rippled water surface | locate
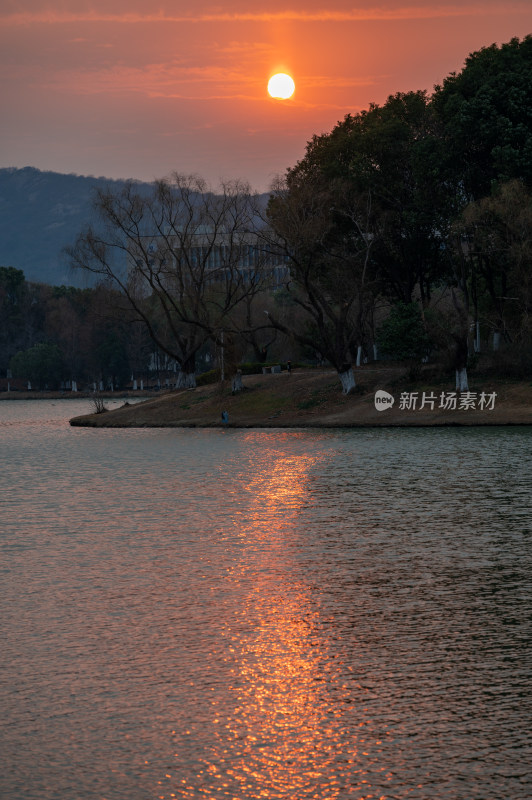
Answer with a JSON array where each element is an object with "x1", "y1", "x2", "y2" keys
[{"x1": 1, "y1": 400, "x2": 531, "y2": 800}]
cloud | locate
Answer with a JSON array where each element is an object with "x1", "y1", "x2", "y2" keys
[
  {"x1": 34, "y1": 55, "x2": 382, "y2": 104},
  {"x1": 2, "y1": 4, "x2": 530, "y2": 26},
  {"x1": 37, "y1": 61, "x2": 262, "y2": 99}
]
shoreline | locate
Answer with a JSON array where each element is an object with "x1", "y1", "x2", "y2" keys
[
  {"x1": 65, "y1": 367, "x2": 532, "y2": 429},
  {"x1": 70, "y1": 419, "x2": 532, "y2": 429},
  {"x1": 0, "y1": 391, "x2": 159, "y2": 401}
]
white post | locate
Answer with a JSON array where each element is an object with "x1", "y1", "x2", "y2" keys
[{"x1": 356, "y1": 345, "x2": 362, "y2": 367}]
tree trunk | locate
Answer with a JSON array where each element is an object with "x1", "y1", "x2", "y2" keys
[
  {"x1": 493, "y1": 331, "x2": 501, "y2": 351},
  {"x1": 177, "y1": 371, "x2": 196, "y2": 389},
  {"x1": 452, "y1": 295, "x2": 469, "y2": 392},
  {"x1": 474, "y1": 321, "x2": 481, "y2": 353},
  {"x1": 231, "y1": 370, "x2": 243, "y2": 393},
  {"x1": 339, "y1": 366, "x2": 356, "y2": 394},
  {"x1": 176, "y1": 354, "x2": 196, "y2": 389},
  {"x1": 455, "y1": 367, "x2": 469, "y2": 391}
]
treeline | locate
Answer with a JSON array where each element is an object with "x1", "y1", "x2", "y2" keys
[
  {"x1": 265, "y1": 35, "x2": 532, "y2": 391},
  {"x1": 4, "y1": 37, "x2": 532, "y2": 393},
  {"x1": 68, "y1": 37, "x2": 532, "y2": 393},
  {"x1": 0, "y1": 267, "x2": 160, "y2": 390},
  {"x1": 0, "y1": 263, "x2": 290, "y2": 391}
]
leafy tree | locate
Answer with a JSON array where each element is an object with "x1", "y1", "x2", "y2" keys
[
  {"x1": 287, "y1": 91, "x2": 450, "y2": 306},
  {"x1": 126, "y1": 320, "x2": 153, "y2": 384},
  {"x1": 0, "y1": 266, "x2": 25, "y2": 302},
  {"x1": 94, "y1": 324, "x2": 130, "y2": 389},
  {"x1": 0, "y1": 266, "x2": 26, "y2": 372},
  {"x1": 0, "y1": 270, "x2": 54, "y2": 374},
  {"x1": 428, "y1": 38, "x2": 532, "y2": 387},
  {"x1": 376, "y1": 302, "x2": 431, "y2": 379},
  {"x1": 264, "y1": 92, "x2": 453, "y2": 391},
  {"x1": 454, "y1": 179, "x2": 532, "y2": 348},
  {"x1": 45, "y1": 286, "x2": 95, "y2": 386},
  {"x1": 10, "y1": 342, "x2": 65, "y2": 389},
  {"x1": 432, "y1": 36, "x2": 532, "y2": 201}
]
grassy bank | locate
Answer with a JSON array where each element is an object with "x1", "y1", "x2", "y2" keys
[{"x1": 68, "y1": 365, "x2": 532, "y2": 428}]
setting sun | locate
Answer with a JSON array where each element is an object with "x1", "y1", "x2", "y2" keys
[{"x1": 268, "y1": 73, "x2": 295, "y2": 99}]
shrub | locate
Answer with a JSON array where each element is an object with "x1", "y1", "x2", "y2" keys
[
  {"x1": 91, "y1": 394, "x2": 108, "y2": 414},
  {"x1": 195, "y1": 369, "x2": 219, "y2": 386}
]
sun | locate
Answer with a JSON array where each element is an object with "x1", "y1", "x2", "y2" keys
[{"x1": 268, "y1": 73, "x2": 295, "y2": 99}]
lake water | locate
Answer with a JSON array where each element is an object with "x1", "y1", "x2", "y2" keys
[{"x1": 1, "y1": 399, "x2": 530, "y2": 800}]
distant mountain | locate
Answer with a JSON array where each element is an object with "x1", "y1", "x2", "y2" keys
[{"x1": 0, "y1": 167, "x2": 151, "y2": 286}]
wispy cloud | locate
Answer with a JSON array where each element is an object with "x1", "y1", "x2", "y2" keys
[
  {"x1": 38, "y1": 62, "x2": 265, "y2": 98},
  {"x1": 2, "y1": 5, "x2": 530, "y2": 26},
  {"x1": 36, "y1": 58, "x2": 381, "y2": 101}
]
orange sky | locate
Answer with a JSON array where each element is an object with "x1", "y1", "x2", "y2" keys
[{"x1": 1, "y1": 1, "x2": 531, "y2": 191}]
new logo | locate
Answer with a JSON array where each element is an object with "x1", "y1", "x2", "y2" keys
[{"x1": 374, "y1": 390, "x2": 395, "y2": 411}]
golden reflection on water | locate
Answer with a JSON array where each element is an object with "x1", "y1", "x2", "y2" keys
[
  {"x1": 163, "y1": 439, "x2": 389, "y2": 799},
  {"x1": 4, "y1": 413, "x2": 531, "y2": 800}
]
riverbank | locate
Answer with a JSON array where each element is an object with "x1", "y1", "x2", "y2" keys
[
  {"x1": 68, "y1": 366, "x2": 532, "y2": 428},
  {"x1": 0, "y1": 390, "x2": 160, "y2": 401}
]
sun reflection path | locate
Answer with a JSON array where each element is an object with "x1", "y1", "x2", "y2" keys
[{"x1": 160, "y1": 437, "x2": 391, "y2": 799}]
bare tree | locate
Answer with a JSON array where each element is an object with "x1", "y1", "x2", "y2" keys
[
  {"x1": 264, "y1": 175, "x2": 378, "y2": 393},
  {"x1": 68, "y1": 173, "x2": 269, "y2": 388}
]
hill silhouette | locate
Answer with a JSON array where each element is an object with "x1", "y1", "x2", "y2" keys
[{"x1": 0, "y1": 167, "x2": 150, "y2": 286}]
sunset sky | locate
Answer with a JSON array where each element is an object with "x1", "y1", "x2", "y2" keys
[{"x1": 2, "y1": 1, "x2": 531, "y2": 191}]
